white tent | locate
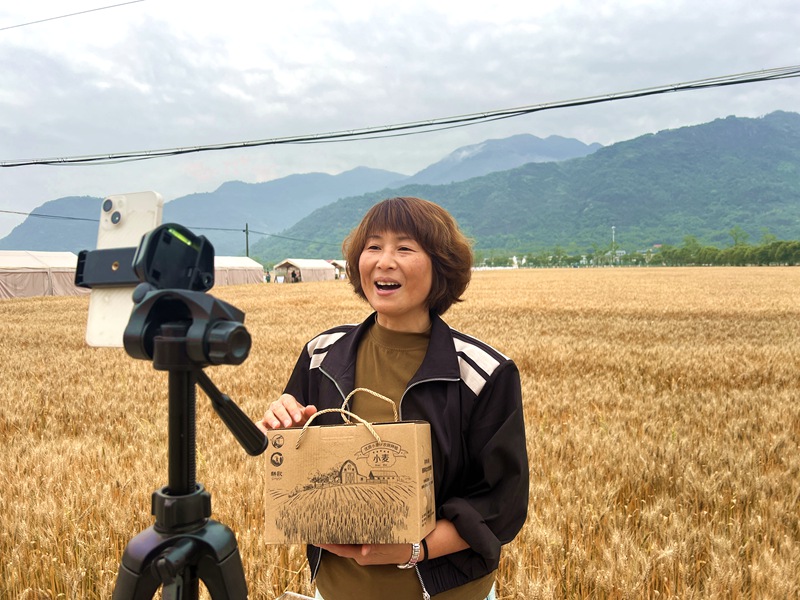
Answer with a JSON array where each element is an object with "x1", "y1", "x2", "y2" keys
[
  {"x1": 329, "y1": 259, "x2": 347, "y2": 280},
  {"x1": 0, "y1": 251, "x2": 89, "y2": 299},
  {"x1": 214, "y1": 256, "x2": 265, "y2": 286},
  {"x1": 0, "y1": 251, "x2": 265, "y2": 299},
  {"x1": 273, "y1": 258, "x2": 336, "y2": 283}
]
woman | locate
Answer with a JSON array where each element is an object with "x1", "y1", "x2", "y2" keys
[{"x1": 259, "y1": 197, "x2": 528, "y2": 599}]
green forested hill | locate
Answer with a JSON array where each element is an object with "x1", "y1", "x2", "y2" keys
[{"x1": 251, "y1": 111, "x2": 800, "y2": 263}]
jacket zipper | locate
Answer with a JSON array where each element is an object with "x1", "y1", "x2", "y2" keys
[
  {"x1": 320, "y1": 366, "x2": 349, "y2": 407},
  {"x1": 403, "y1": 377, "x2": 455, "y2": 600},
  {"x1": 415, "y1": 565, "x2": 431, "y2": 600},
  {"x1": 310, "y1": 550, "x2": 322, "y2": 581},
  {"x1": 398, "y1": 376, "x2": 459, "y2": 420},
  {"x1": 309, "y1": 368, "x2": 343, "y2": 584}
]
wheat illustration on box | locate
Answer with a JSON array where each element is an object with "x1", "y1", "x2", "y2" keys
[{"x1": 264, "y1": 397, "x2": 436, "y2": 545}]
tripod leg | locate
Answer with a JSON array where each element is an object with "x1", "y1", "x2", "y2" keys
[
  {"x1": 197, "y1": 540, "x2": 248, "y2": 600},
  {"x1": 112, "y1": 526, "x2": 172, "y2": 600},
  {"x1": 156, "y1": 538, "x2": 200, "y2": 600},
  {"x1": 161, "y1": 574, "x2": 197, "y2": 600},
  {"x1": 112, "y1": 521, "x2": 248, "y2": 600}
]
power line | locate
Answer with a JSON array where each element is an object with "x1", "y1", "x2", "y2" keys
[
  {"x1": 0, "y1": 208, "x2": 98, "y2": 223},
  {"x1": 247, "y1": 229, "x2": 341, "y2": 247},
  {"x1": 0, "y1": 208, "x2": 340, "y2": 247},
  {"x1": 0, "y1": 1, "x2": 145, "y2": 32},
  {"x1": 3, "y1": 65, "x2": 799, "y2": 168}
]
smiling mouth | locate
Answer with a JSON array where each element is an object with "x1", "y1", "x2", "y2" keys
[{"x1": 375, "y1": 281, "x2": 400, "y2": 291}]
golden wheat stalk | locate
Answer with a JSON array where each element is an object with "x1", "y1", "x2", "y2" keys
[{"x1": 1, "y1": 268, "x2": 798, "y2": 599}]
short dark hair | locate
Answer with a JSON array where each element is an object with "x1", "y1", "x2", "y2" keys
[{"x1": 343, "y1": 197, "x2": 473, "y2": 315}]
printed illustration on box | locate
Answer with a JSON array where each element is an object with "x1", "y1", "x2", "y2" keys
[
  {"x1": 264, "y1": 420, "x2": 436, "y2": 545},
  {"x1": 270, "y1": 441, "x2": 411, "y2": 543}
]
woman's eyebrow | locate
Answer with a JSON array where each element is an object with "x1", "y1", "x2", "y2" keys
[{"x1": 366, "y1": 233, "x2": 417, "y2": 242}]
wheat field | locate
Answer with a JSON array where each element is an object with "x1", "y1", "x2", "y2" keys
[{"x1": 1, "y1": 267, "x2": 798, "y2": 599}]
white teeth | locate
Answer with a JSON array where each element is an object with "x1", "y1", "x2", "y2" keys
[{"x1": 376, "y1": 281, "x2": 400, "y2": 289}]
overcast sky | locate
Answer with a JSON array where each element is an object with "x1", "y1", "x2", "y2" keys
[{"x1": 1, "y1": 0, "x2": 799, "y2": 238}]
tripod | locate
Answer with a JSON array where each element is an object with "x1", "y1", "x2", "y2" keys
[{"x1": 112, "y1": 289, "x2": 268, "y2": 600}]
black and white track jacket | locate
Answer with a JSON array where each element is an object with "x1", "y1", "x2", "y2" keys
[{"x1": 283, "y1": 312, "x2": 529, "y2": 597}]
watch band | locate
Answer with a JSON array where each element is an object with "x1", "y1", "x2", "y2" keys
[{"x1": 396, "y1": 542, "x2": 421, "y2": 569}]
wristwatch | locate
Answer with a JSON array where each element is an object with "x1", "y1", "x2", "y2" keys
[{"x1": 396, "y1": 542, "x2": 421, "y2": 569}]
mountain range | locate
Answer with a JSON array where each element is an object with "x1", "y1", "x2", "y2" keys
[
  {"x1": 0, "y1": 133, "x2": 599, "y2": 257},
  {"x1": 2, "y1": 112, "x2": 800, "y2": 264},
  {"x1": 249, "y1": 110, "x2": 800, "y2": 262}
]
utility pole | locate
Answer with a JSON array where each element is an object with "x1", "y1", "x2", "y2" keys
[
  {"x1": 611, "y1": 225, "x2": 616, "y2": 265},
  {"x1": 245, "y1": 223, "x2": 250, "y2": 257}
]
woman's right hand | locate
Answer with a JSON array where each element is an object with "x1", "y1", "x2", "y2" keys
[{"x1": 257, "y1": 394, "x2": 317, "y2": 432}]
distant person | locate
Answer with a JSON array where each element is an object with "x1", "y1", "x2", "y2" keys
[
  {"x1": 257, "y1": 196, "x2": 529, "y2": 600},
  {"x1": 265, "y1": 270, "x2": 271, "y2": 283},
  {"x1": 291, "y1": 270, "x2": 299, "y2": 283}
]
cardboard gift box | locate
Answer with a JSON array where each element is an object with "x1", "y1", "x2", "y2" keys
[{"x1": 263, "y1": 407, "x2": 436, "y2": 545}]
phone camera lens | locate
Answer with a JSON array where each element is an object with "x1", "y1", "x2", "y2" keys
[
  {"x1": 111, "y1": 211, "x2": 122, "y2": 224},
  {"x1": 102, "y1": 199, "x2": 113, "y2": 212}
]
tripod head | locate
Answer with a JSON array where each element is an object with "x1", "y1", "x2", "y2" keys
[
  {"x1": 120, "y1": 224, "x2": 267, "y2": 458},
  {"x1": 124, "y1": 286, "x2": 251, "y2": 369},
  {"x1": 123, "y1": 223, "x2": 249, "y2": 367}
]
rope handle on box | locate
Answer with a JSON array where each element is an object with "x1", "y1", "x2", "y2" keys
[
  {"x1": 339, "y1": 387, "x2": 399, "y2": 423},
  {"x1": 295, "y1": 408, "x2": 382, "y2": 449}
]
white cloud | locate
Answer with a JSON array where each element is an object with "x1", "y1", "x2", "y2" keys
[{"x1": 1, "y1": 0, "x2": 799, "y2": 237}]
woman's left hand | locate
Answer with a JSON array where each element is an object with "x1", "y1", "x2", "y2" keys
[{"x1": 317, "y1": 543, "x2": 414, "y2": 566}]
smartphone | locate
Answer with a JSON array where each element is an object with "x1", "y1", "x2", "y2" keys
[{"x1": 85, "y1": 191, "x2": 164, "y2": 347}]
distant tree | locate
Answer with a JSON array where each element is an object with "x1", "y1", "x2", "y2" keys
[
  {"x1": 759, "y1": 228, "x2": 778, "y2": 245},
  {"x1": 697, "y1": 245, "x2": 720, "y2": 265},
  {"x1": 729, "y1": 226, "x2": 750, "y2": 247},
  {"x1": 772, "y1": 240, "x2": 800, "y2": 265},
  {"x1": 473, "y1": 250, "x2": 485, "y2": 267},
  {"x1": 681, "y1": 235, "x2": 703, "y2": 264},
  {"x1": 551, "y1": 246, "x2": 567, "y2": 266},
  {"x1": 656, "y1": 244, "x2": 679, "y2": 266}
]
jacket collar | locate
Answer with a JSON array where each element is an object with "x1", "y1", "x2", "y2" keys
[
  {"x1": 319, "y1": 312, "x2": 461, "y2": 391},
  {"x1": 413, "y1": 312, "x2": 461, "y2": 383}
]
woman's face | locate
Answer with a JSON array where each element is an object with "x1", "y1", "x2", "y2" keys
[{"x1": 358, "y1": 230, "x2": 433, "y2": 332}]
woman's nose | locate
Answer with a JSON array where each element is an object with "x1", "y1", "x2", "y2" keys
[{"x1": 376, "y1": 250, "x2": 396, "y2": 269}]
